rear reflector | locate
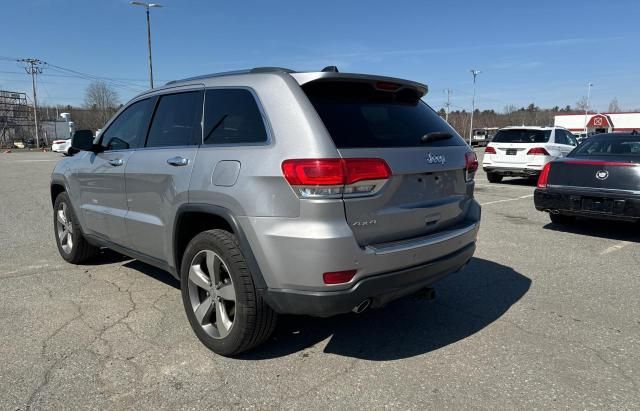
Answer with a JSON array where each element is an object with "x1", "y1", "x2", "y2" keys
[
  {"x1": 537, "y1": 162, "x2": 552, "y2": 188},
  {"x1": 484, "y1": 146, "x2": 496, "y2": 154},
  {"x1": 282, "y1": 158, "x2": 391, "y2": 198},
  {"x1": 323, "y1": 270, "x2": 357, "y2": 285},
  {"x1": 527, "y1": 147, "x2": 550, "y2": 156}
]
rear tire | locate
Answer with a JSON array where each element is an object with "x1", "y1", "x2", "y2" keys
[
  {"x1": 487, "y1": 172, "x2": 503, "y2": 183},
  {"x1": 180, "y1": 229, "x2": 277, "y2": 356},
  {"x1": 550, "y1": 213, "x2": 575, "y2": 225},
  {"x1": 53, "y1": 192, "x2": 99, "y2": 263}
]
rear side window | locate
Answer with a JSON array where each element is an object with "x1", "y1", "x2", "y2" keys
[
  {"x1": 572, "y1": 137, "x2": 640, "y2": 157},
  {"x1": 146, "y1": 91, "x2": 203, "y2": 147},
  {"x1": 101, "y1": 98, "x2": 154, "y2": 150},
  {"x1": 302, "y1": 81, "x2": 464, "y2": 148},
  {"x1": 492, "y1": 129, "x2": 551, "y2": 143},
  {"x1": 203, "y1": 89, "x2": 268, "y2": 145},
  {"x1": 554, "y1": 130, "x2": 568, "y2": 145}
]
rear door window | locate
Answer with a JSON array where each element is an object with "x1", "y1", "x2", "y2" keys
[
  {"x1": 203, "y1": 89, "x2": 268, "y2": 145},
  {"x1": 492, "y1": 129, "x2": 552, "y2": 143},
  {"x1": 554, "y1": 130, "x2": 568, "y2": 145},
  {"x1": 146, "y1": 91, "x2": 203, "y2": 147},
  {"x1": 302, "y1": 81, "x2": 465, "y2": 148}
]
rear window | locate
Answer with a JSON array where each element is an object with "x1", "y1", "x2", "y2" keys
[
  {"x1": 492, "y1": 129, "x2": 551, "y2": 143},
  {"x1": 302, "y1": 81, "x2": 465, "y2": 148},
  {"x1": 572, "y1": 136, "x2": 640, "y2": 157}
]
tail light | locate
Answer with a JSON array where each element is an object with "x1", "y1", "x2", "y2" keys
[
  {"x1": 564, "y1": 160, "x2": 636, "y2": 167},
  {"x1": 484, "y1": 146, "x2": 496, "y2": 154},
  {"x1": 323, "y1": 269, "x2": 357, "y2": 285},
  {"x1": 53, "y1": 140, "x2": 66, "y2": 144},
  {"x1": 537, "y1": 162, "x2": 552, "y2": 188},
  {"x1": 465, "y1": 151, "x2": 478, "y2": 181},
  {"x1": 527, "y1": 147, "x2": 550, "y2": 156},
  {"x1": 282, "y1": 158, "x2": 391, "y2": 198}
]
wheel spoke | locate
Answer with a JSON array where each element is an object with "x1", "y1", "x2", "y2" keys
[
  {"x1": 215, "y1": 300, "x2": 232, "y2": 338},
  {"x1": 189, "y1": 265, "x2": 211, "y2": 290},
  {"x1": 57, "y1": 209, "x2": 66, "y2": 225},
  {"x1": 206, "y1": 251, "x2": 222, "y2": 285},
  {"x1": 194, "y1": 296, "x2": 215, "y2": 325},
  {"x1": 58, "y1": 227, "x2": 67, "y2": 242},
  {"x1": 66, "y1": 232, "x2": 73, "y2": 250},
  {"x1": 217, "y1": 282, "x2": 236, "y2": 302}
]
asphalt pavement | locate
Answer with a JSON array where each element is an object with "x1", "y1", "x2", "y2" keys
[{"x1": 1, "y1": 150, "x2": 638, "y2": 409}]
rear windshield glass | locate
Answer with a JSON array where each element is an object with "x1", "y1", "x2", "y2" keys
[
  {"x1": 572, "y1": 136, "x2": 640, "y2": 157},
  {"x1": 492, "y1": 129, "x2": 551, "y2": 143},
  {"x1": 302, "y1": 81, "x2": 465, "y2": 148}
]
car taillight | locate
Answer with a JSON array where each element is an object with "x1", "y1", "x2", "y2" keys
[
  {"x1": 323, "y1": 269, "x2": 357, "y2": 285},
  {"x1": 465, "y1": 151, "x2": 478, "y2": 181},
  {"x1": 537, "y1": 162, "x2": 552, "y2": 188},
  {"x1": 527, "y1": 147, "x2": 550, "y2": 156},
  {"x1": 282, "y1": 158, "x2": 391, "y2": 198},
  {"x1": 484, "y1": 146, "x2": 496, "y2": 154},
  {"x1": 53, "y1": 140, "x2": 65, "y2": 144}
]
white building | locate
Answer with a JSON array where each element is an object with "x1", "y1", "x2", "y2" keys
[{"x1": 554, "y1": 112, "x2": 640, "y2": 134}]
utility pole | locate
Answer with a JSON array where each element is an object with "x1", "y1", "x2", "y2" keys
[
  {"x1": 444, "y1": 89, "x2": 452, "y2": 123},
  {"x1": 583, "y1": 82, "x2": 593, "y2": 136},
  {"x1": 468, "y1": 69, "x2": 481, "y2": 146},
  {"x1": 19, "y1": 58, "x2": 43, "y2": 149},
  {"x1": 130, "y1": 2, "x2": 163, "y2": 89}
]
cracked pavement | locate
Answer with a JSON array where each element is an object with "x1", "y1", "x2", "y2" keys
[{"x1": 1, "y1": 150, "x2": 639, "y2": 409}]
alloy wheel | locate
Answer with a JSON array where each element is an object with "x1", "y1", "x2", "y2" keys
[
  {"x1": 56, "y1": 202, "x2": 73, "y2": 254},
  {"x1": 187, "y1": 250, "x2": 237, "y2": 339}
]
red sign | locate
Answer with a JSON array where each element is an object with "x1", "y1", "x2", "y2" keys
[{"x1": 587, "y1": 114, "x2": 611, "y2": 128}]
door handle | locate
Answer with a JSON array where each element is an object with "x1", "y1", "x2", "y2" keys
[
  {"x1": 108, "y1": 159, "x2": 124, "y2": 167},
  {"x1": 167, "y1": 156, "x2": 189, "y2": 167}
]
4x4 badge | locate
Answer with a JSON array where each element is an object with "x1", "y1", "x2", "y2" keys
[{"x1": 426, "y1": 153, "x2": 446, "y2": 165}]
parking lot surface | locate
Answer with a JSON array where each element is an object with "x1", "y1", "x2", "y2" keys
[{"x1": 1, "y1": 150, "x2": 639, "y2": 409}]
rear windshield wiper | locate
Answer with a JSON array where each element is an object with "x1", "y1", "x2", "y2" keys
[{"x1": 421, "y1": 132, "x2": 452, "y2": 144}]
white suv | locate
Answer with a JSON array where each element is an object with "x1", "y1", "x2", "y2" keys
[{"x1": 482, "y1": 126, "x2": 577, "y2": 183}]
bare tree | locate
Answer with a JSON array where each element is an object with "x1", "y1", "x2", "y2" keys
[
  {"x1": 84, "y1": 81, "x2": 120, "y2": 130},
  {"x1": 575, "y1": 96, "x2": 589, "y2": 111},
  {"x1": 608, "y1": 97, "x2": 621, "y2": 113}
]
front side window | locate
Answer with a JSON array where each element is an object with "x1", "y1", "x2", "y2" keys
[
  {"x1": 100, "y1": 98, "x2": 154, "y2": 151},
  {"x1": 203, "y1": 89, "x2": 268, "y2": 145},
  {"x1": 146, "y1": 91, "x2": 203, "y2": 147}
]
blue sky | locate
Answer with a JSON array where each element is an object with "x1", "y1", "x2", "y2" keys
[{"x1": 1, "y1": 0, "x2": 638, "y2": 112}]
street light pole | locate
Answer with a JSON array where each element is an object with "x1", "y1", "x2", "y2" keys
[
  {"x1": 469, "y1": 69, "x2": 481, "y2": 146},
  {"x1": 130, "y1": 2, "x2": 162, "y2": 89},
  {"x1": 583, "y1": 82, "x2": 593, "y2": 136}
]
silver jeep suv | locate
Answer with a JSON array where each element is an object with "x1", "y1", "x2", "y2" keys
[{"x1": 51, "y1": 67, "x2": 481, "y2": 355}]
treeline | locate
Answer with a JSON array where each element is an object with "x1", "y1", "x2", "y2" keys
[{"x1": 439, "y1": 104, "x2": 582, "y2": 138}]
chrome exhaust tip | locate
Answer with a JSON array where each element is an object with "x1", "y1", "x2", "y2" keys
[{"x1": 352, "y1": 299, "x2": 372, "y2": 314}]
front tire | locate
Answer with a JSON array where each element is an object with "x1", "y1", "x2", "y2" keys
[
  {"x1": 487, "y1": 172, "x2": 503, "y2": 183},
  {"x1": 180, "y1": 229, "x2": 277, "y2": 356},
  {"x1": 53, "y1": 192, "x2": 98, "y2": 263}
]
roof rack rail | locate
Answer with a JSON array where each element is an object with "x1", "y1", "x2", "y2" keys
[{"x1": 166, "y1": 67, "x2": 295, "y2": 85}]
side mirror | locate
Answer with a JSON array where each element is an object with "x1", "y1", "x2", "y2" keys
[{"x1": 71, "y1": 130, "x2": 95, "y2": 152}]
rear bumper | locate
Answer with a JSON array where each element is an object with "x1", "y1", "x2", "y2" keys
[
  {"x1": 483, "y1": 166, "x2": 541, "y2": 177},
  {"x1": 534, "y1": 188, "x2": 640, "y2": 221},
  {"x1": 262, "y1": 243, "x2": 475, "y2": 317}
]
